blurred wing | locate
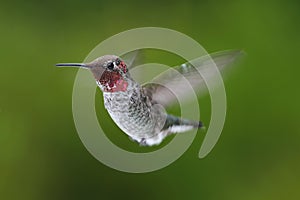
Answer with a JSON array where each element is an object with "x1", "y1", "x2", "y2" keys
[
  {"x1": 142, "y1": 50, "x2": 244, "y2": 107},
  {"x1": 120, "y1": 50, "x2": 143, "y2": 68}
]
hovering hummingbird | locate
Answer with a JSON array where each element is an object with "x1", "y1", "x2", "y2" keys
[{"x1": 56, "y1": 50, "x2": 242, "y2": 146}]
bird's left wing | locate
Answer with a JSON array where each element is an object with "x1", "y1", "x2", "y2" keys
[{"x1": 142, "y1": 50, "x2": 244, "y2": 107}]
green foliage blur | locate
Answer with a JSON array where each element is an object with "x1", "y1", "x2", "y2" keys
[{"x1": 1, "y1": 0, "x2": 299, "y2": 199}]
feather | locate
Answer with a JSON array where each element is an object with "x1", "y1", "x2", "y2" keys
[
  {"x1": 120, "y1": 50, "x2": 143, "y2": 68},
  {"x1": 142, "y1": 50, "x2": 244, "y2": 107}
]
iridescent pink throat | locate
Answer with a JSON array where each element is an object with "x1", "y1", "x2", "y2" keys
[{"x1": 98, "y1": 62, "x2": 128, "y2": 92}]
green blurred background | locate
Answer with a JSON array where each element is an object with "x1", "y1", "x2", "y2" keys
[{"x1": 1, "y1": 0, "x2": 300, "y2": 199}]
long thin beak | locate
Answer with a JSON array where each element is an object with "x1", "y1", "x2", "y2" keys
[{"x1": 55, "y1": 63, "x2": 90, "y2": 69}]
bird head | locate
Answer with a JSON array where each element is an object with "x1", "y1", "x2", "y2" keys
[{"x1": 56, "y1": 55, "x2": 129, "y2": 92}]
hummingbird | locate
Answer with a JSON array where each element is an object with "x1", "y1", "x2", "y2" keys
[{"x1": 56, "y1": 50, "x2": 242, "y2": 146}]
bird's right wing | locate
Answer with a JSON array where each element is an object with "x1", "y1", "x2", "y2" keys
[{"x1": 142, "y1": 50, "x2": 244, "y2": 107}]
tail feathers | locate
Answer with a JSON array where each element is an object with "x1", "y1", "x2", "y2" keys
[{"x1": 163, "y1": 115, "x2": 203, "y2": 133}]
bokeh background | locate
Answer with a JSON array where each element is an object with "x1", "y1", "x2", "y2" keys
[{"x1": 1, "y1": 0, "x2": 300, "y2": 199}]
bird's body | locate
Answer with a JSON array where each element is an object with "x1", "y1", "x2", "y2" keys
[
  {"x1": 102, "y1": 78, "x2": 161, "y2": 143},
  {"x1": 57, "y1": 50, "x2": 242, "y2": 146},
  {"x1": 98, "y1": 65, "x2": 199, "y2": 145}
]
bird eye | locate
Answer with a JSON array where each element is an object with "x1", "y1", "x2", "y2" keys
[{"x1": 107, "y1": 62, "x2": 114, "y2": 70}]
